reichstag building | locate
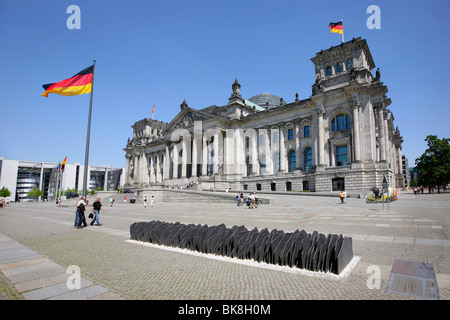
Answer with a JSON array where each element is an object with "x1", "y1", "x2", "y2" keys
[{"x1": 123, "y1": 37, "x2": 404, "y2": 193}]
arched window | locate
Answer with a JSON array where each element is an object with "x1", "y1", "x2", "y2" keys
[
  {"x1": 331, "y1": 114, "x2": 351, "y2": 131},
  {"x1": 288, "y1": 150, "x2": 296, "y2": 172},
  {"x1": 326, "y1": 66, "x2": 332, "y2": 76},
  {"x1": 336, "y1": 62, "x2": 343, "y2": 73},
  {"x1": 304, "y1": 147, "x2": 312, "y2": 171}
]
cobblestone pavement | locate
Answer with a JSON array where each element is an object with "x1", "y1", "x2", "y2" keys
[{"x1": 0, "y1": 190, "x2": 449, "y2": 301}]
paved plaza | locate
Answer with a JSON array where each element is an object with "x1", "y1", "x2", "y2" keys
[{"x1": 0, "y1": 190, "x2": 449, "y2": 301}]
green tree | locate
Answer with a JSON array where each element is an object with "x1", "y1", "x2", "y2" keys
[
  {"x1": 0, "y1": 187, "x2": 11, "y2": 197},
  {"x1": 27, "y1": 187, "x2": 43, "y2": 198},
  {"x1": 415, "y1": 135, "x2": 450, "y2": 193}
]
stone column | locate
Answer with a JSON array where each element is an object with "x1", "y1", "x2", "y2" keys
[
  {"x1": 134, "y1": 153, "x2": 140, "y2": 185},
  {"x1": 351, "y1": 98, "x2": 361, "y2": 162},
  {"x1": 181, "y1": 138, "x2": 187, "y2": 178},
  {"x1": 295, "y1": 122, "x2": 301, "y2": 170},
  {"x1": 156, "y1": 155, "x2": 162, "y2": 183},
  {"x1": 149, "y1": 155, "x2": 155, "y2": 183},
  {"x1": 172, "y1": 143, "x2": 179, "y2": 179},
  {"x1": 163, "y1": 144, "x2": 170, "y2": 181},
  {"x1": 376, "y1": 104, "x2": 386, "y2": 162},
  {"x1": 202, "y1": 135, "x2": 208, "y2": 176},
  {"x1": 384, "y1": 111, "x2": 390, "y2": 164},
  {"x1": 213, "y1": 130, "x2": 219, "y2": 174},
  {"x1": 316, "y1": 106, "x2": 325, "y2": 167},
  {"x1": 125, "y1": 154, "x2": 131, "y2": 185},
  {"x1": 192, "y1": 133, "x2": 198, "y2": 177},
  {"x1": 279, "y1": 126, "x2": 287, "y2": 172},
  {"x1": 250, "y1": 131, "x2": 258, "y2": 175},
  {"x1": 263, "y1": 128, "x2": 272, "y2": 175}
]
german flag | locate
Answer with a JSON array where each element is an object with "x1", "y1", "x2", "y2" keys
[
  {"x1": 42, "y1": 65, "x2": 93, "y2": 97},
  {"x1": 329, "y1": 21, "x2": 343, "y2": 35},
  {"x1": 61, "y1": 156, "x2": 67, "y2": 171}
]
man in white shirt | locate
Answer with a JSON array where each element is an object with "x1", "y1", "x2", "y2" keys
[{"x1": 75, "y1": 196, "x2": 87, "y2": 228}]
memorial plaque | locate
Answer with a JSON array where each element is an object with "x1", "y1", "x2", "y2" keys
[{"x1": 387, "y1": 259, "x2": 439, "y2": 300}]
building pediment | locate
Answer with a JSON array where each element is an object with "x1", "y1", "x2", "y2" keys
[{"x1": 162, "y1": 107, "x2": 217, "y2": 134}]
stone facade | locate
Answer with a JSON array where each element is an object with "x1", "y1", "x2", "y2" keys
[{"x1": 123, "y1": 37, "x2": 404, "y2": 193}]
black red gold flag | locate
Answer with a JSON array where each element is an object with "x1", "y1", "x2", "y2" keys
[
  {"x1": 329, "y1": 21, "x2": 344, "y2": 35},
  {"x1": 42, "y1": 65, "x2": 93, "y2": 97}
]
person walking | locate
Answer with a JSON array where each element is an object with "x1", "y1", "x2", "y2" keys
[
  {"x1": 109, "y1": 196, "x2": 114, "y2": 207},
  {"x1": 339, "y1": 190, "x2": 346, "y2": 204},
  {"x1": 150, "y1": 195, "x2": 155, "y2": 207},
  {"x1": 90, "y1": 197, "x2": 104, "y2": 226},
  {"x1": 236, "y1": 193, "x2": 241, "y2": 206},
  {"x1": 76, "y1": 196, "x2": 88, "y2": 229},
  {"x1": 144, "y1": 196, "x2": 148, "y2": 208}
]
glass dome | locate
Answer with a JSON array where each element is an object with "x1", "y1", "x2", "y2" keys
[{"x1": 248, "y1": 93, "x2": 281, "y2": 109}]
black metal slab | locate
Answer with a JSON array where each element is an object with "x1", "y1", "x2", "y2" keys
[{"x1": 129, "y1": 221, "x2": 353, "y2": 275}]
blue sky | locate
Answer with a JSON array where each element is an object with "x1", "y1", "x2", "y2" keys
[{"x1": 0, "y1": 0, "x2": 448, "y2": 168}]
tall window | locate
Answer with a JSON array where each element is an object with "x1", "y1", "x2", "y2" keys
[
  {"x1": 259, "y1": 134, "x2": 265, "y2": 145},
  {"x1": 288, "y1": 150, "x2": 296, "y2": 172},
  {"x1": 304, "y1": 147, "x2": 312, "y2": 171},
  {"x1": 304, "y1": 125, "x2": 310, "y2": 138},
  {"x1": 326, "y1": 66, "x2": 332, "y2": 76},
  {"x1": 336, "y1": 62, "x2": 343, "y2": 73},
  {"x1": 245, "y1": 137, "x2": 250, "y2": 148},
  {"x1": 287, "y1": 128, "x2": 294, "y2": 140},
  {"x1": 336, "y1": 145, "x2": 348, "y2": 166},
  {"x1": 331, "y1": 114, "x2": 351, "y2": 131},
  {"x1": 272, "y1": 131, "x2": 279, "y2": 143}
]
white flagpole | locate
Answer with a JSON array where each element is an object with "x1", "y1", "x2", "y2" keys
[
  {"x1": 82, "y1": 60, "x2": 96, "y2": 197},
  {"x1": 55, "y1": 163, "x2": 60, "y2": 203},
  {"x1": 341, "y1": 19, "x2": 344, "y2": 43}
]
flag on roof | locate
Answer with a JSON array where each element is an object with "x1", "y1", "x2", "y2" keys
[{"x1": 329, "y1": 21, "x2": 343, "y2": 35}]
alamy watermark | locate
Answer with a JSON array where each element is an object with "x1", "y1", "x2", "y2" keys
[
  {"x1": 366, "y1": 265, "x2": 381, "y2": 290},
  {"x1": 66, "y1": 265, "x2": 81, "y2": 289},
  {"x1": 67, "y1": 5, "x2": 81, "y2": 30},
  {"x1": 367, "y1": 5, "x2": 381, "y2": 30}
]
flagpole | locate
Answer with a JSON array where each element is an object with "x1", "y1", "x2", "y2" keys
[
  {"x1": 55, "y1": 162, "x2": 60, "y2": 203},
  {"x1": 60, "y1": 168, "x2": 64, "y2": 205},
  {"x1": 341, "y1": 19, "x2": 344, "y2": 43},
  {"x1": 82, "y1": 60, "x2": 96, "y2": 197}
]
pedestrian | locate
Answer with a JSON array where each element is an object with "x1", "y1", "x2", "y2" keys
[
  {"x1": 339, "y1": 190, "x2": 346, "y2": 204},
  {"x1": 76, "y1": 196, "x2": 88, "y2": 229},
  {"x1": 109, "y1": 196, "x2": 114, "y2": 207},
  {"x1": 144, "y1": 196, "x2": 148, "y2": 208},
  {"x1": 249, "y1": 193, "x2": 256, "y2": 209},
  {"x1": 150, "y1": 195, "x2": 154, "y2": 207},
  {"x1": 74, "y1": 196, "x2": 85, "y2": 227},
  {"x1": 90, "y1": 197, "x2": 104, "y2": 226},
  {"x1": 236, "y1": 193, "x2": 241, "y2": 206},
  {"x1": 124, "y1": 196, "x2": 127, "y2": 203},
  {"x1": 245, "y1": 194, "x2": 251, "y2": 209}
]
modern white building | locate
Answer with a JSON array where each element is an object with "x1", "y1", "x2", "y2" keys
[
  {"x1": 0, "y1": 157, "x2": 124, "y2": 202},
  {"x1": 123, "y1": 38, "x2": 405, "y2": 193}
]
